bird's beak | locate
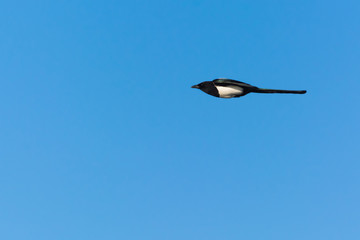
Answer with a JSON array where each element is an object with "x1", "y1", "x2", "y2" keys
[{"x1": 191, "y1": 85, "x2": 200, "y2": 89}]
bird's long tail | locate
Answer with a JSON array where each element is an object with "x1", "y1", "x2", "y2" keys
[{"x1": 253, "y1": 88, "x2": 307, "y2": 94}]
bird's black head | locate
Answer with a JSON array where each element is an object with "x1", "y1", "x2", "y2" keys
[
  {"x1": 191, "y1": 81, "x2": 212, "y2": 90},
  {"x1": 191, "y1": 81, "x2": 219, "y2": 97}
]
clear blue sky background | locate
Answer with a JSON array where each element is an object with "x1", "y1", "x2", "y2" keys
[{"x1": 1, "y1": 1, "x2": 359, "y2": 239}]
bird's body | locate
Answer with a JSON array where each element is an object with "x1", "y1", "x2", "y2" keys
[
  {"x1": 216, "y1": 85, "x2": 244, "y2": 98},
  {"x1": 191, "y1": 78, "x2": 306, "y2": 98}
]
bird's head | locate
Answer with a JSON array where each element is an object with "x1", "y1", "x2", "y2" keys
[
  {"x1": 191, "y1": 81, "x2": 220, "y2": 97},
  {"x1": 191, "y1": 81, "x2": 212, "y2": 90}
]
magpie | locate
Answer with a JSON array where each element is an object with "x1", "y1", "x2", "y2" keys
[{"x1": 191, "y1": 78, "x2": 307, "y2": 98}]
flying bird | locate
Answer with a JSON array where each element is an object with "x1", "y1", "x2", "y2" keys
[{"x1": 191, "y1": 78, "x2": 307, "y2": 98}]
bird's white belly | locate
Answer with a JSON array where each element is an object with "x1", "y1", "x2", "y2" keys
[{"x1": 217, "y1": 86, "x2": 244, "y2": 98}]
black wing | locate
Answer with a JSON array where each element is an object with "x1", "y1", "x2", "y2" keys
[{"x1": 212, "y1": 78, "x2": 257, "y2": 89}]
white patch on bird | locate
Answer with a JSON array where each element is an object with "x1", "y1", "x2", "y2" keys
[{"x1": 216, "y1": 86, "x2": 244, "y2": 98}]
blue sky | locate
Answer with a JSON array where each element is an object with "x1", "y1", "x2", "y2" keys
[{"x1": 1, "y1": 1, "x2": 359, "y2": 239}]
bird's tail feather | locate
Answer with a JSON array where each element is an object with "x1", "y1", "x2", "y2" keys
[{"x1": 253, "y1": 88, "x2": 307, "y2": 94}]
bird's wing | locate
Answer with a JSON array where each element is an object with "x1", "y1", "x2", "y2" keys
[{"x1": 213, "y1": 78, "x2": 256, "y2": 88}]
